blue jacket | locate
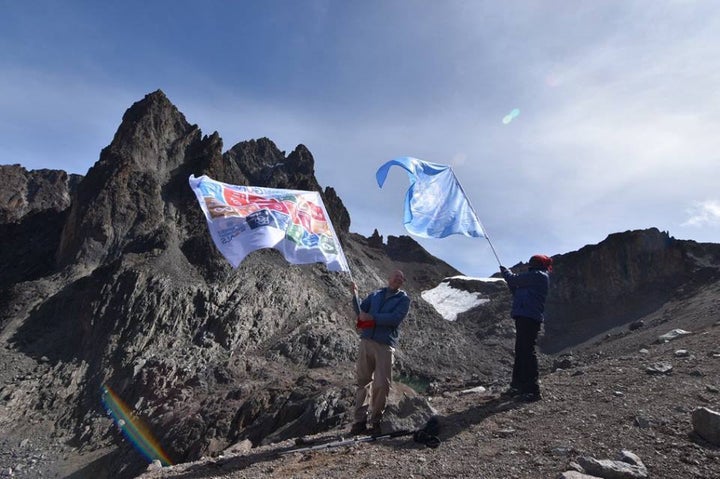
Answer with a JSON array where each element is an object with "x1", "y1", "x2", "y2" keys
[
  {"x1": 501, "y1": 268, "x2": 549, "y2": 322},
  {"x1": 357, "y1": 288, "x2": 410, "y2": 347}
]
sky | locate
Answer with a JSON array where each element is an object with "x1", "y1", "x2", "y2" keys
[{"x1": 2, "y1": 0, "x2": 719, "y2": 277}]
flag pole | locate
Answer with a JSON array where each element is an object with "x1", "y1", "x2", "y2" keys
[
  {"x1": 483, "y1": 231, "x2": 503, "y2": 268},
  {"x1": 337, "y1": 238, "x2": 361, "y2": 314},
  {"x1": 453, "y1": 169, "x2": 503, "y2": 268},
  {"x1": 347, "y1": 269, "x2": 362, "y2": 316}
]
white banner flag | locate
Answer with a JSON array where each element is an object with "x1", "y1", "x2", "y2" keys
[{"x1": 189, "y1": 175, "x2": 349, "y2": 272}]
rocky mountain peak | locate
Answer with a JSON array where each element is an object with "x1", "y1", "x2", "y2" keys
[
  {"x1": 321, "y1": 186, "x2": 350, "y2": 234},
  {"x1": 55, "y1": 91, "x2": 205, "y2": 269},
  {"x1": 367, "y1": 229, "x2": 383, "y2": 248},
  {"x1": 102, "y1": 89, "x2": 198, "y2": 176},
  {"x1": 222, "y1": 137, "x2": 288, "y2": 186},
  {"x1": 223, "y1": 138, "x2": 350, "y2": 232},
  {"x1": 224, "y1": 139, "x2": 319, "y2": 191},
  {"x1": 285, "y1": 143, "x2": 316, "y2": 178},
  {"x1": 386, "y1": 235, "x2": 438, "y2": 263}
]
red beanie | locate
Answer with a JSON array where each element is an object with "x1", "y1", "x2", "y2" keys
[{"x1": 529, "y1": 254, "x2": 553, "y2": 272}]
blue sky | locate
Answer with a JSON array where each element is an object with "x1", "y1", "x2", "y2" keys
[{"x1": 2, "y1": 1, "x2": 719, "y2": 277}]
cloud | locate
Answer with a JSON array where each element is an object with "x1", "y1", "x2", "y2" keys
[{"x1": 683, "y1": 200, "x2": 720, "y2": 227}]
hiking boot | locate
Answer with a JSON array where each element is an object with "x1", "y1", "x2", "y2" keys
[
  {"x1": 500, "y1": 387, "x2": 522, "y2": 398},
  {"x1": 349, "y1": 422, "x2": 367, "y2": 435},
  {"x1": 519, "y1": 392, "x2": 541, "y2": 402},
  {"x1": 367, "y1": 422, "x2": 382, "y2": 436}
]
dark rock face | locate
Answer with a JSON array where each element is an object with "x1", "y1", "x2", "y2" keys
[
  {"x1": 368, "y1": 229, "x2": 383, "y2": 248},
  {"x1": 224, "y1": 141, "x2": 319, "y2": 191},
  {"x1": 321, "y1": 186, "x2": 350, "y2": 234},
  {"x1": 543, "y1": 228, "x2": 720, "y2": 352},
  {"x1": 0, "y1": 166, "x2": 81, "y2": 288},
  {"x1": 0, "y1": 165, "x2": 80, "y2": 223},
  {"x1": 220, "y1": 139, "x2": 351, "y2": 234},
  {"x1": 386, "y1": 235, "x2": 437, "y2": 263}
]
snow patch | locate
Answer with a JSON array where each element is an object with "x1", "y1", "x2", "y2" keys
[
  {"x1": 445, "y1": 275, "x2": 505, "y2": 283},
  {"x1": 421, "y1": 281, "x2": 489, "y2": 321}
]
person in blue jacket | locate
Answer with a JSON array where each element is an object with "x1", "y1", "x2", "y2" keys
[
  {"x1": 500, "y1": 254, "x2": 553, "y2": 402},
  {"x1": 349, "y1": 270, "x2": 410, "y2": 435}
]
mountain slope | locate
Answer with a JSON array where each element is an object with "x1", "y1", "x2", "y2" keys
[{"x1": 137, "y1": 272, "x2": 720, "y2": 479}]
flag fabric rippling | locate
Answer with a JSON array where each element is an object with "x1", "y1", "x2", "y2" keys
[
  {"x1": 376, "y1": 157, "x2": 486, "y2": 239},
  {"x1": 189, "y1": 175, "x2": 349, "y2": 272}
]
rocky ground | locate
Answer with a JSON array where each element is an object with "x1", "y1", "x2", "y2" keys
[
  {"x1": 2, "y1": 301, "x2": 720, "y2": 479},
  {"x1": 123, "y1": 316, "x2": 719, "y2": 479},
  {"x1": 2, "y1": 283, "x2": 720, "y2": 479}
]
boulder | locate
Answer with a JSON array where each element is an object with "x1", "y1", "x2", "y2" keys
[
  {"x1": 692, "y1": 407, "x2": 720, "y2": 445},
  {"x1": 577, "y1": 450, "x2": 648, "y2": 479},
  {"x1": 657, "y1": 329, "x2": 692, "y2": 343}
]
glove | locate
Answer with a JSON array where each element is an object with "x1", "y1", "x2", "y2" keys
[
  {"x1": 356, "y1": 319, "x2": 376, "y2": 329},
  {"x1": 499, "y1": 266, "x2": 508, "y2": 273}
]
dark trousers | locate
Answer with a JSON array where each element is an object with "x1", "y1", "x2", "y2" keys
[{"x1": 511, "y1": 317, "x2": 541, "y2": 394}]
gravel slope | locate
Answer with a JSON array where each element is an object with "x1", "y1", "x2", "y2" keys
[{"x1": 135, "y1": 320, "x2": 720, "y2": 479}]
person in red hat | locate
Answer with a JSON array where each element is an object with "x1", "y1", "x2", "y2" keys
[{"x1": 499, "y1": 254, "x2": 553, "y2": 402}]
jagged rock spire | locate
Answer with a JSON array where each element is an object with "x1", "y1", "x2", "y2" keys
[{"x1": 56, "y1": 90, "x2": 205, "y2": 269}]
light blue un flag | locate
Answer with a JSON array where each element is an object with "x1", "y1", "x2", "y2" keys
[{"x1": 376, "y1": 157, "x2": 486, "y2": 239}]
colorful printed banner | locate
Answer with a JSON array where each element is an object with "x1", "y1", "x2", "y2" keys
[{"x1": 189, "y1": 175, "x2": 349, "y2": 272}]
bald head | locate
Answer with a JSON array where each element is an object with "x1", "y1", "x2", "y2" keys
[{"x1": 387, "y1": 270, "x2": 405, "y2": 291}]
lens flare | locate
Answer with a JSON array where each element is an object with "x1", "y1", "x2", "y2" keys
[
  {"x1": 502, "y1": 108, "x2": 521, "y2": 124},
  {"x1": 101, "y1": 384, "x2": 173, "y2": 466}
]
